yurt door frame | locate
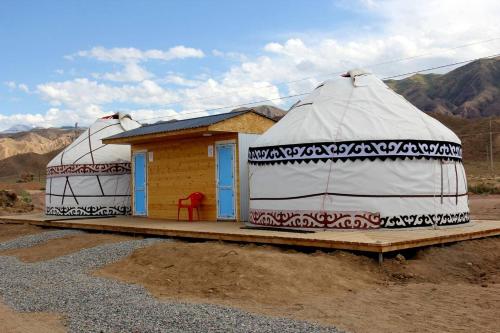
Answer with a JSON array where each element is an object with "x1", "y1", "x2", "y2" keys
[
  {"x1": 215, "y1": 141, "x2": 236, "y2": 220},
  {"x1": 133, "y1": 151, "x2": 147, "y2": 216}
]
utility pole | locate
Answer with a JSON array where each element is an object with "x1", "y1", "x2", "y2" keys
[{"x1": 490, "y1": 119, "x2": 494, "y2": 173}]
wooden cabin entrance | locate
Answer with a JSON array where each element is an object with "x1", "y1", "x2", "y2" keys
[
  {"x1": 216, "y1": 142, "x2": 236, "y2": 220},
  {"x1": 133, "y1": 152, "x2": 147, "y2": 216}
]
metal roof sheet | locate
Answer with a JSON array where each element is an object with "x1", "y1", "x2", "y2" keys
[{"x1": 104, "y1": 110, "x2": 263, "y2": 141}]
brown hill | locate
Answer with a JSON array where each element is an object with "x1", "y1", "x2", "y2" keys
[
  {"x1": 0, "y1": 128, "x2": 82, "y2": 160},
  {"x1": 0, "y1": 150, "x2": 61, "y2": 178},
  {"x1": 386, "y1": 57, "x2": 500, "y2": 118},
  {"x1": 431, "y1": 114, "x2": 500, "y2": 162}
]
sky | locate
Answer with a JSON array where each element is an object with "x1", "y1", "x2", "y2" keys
[{"x1": 1, "y1": 0, "x2": 500, "y2": 130}]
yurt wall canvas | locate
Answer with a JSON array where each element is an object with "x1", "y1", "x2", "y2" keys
[
  {"x1": 45, "y1": 113, "x2": 141, "y2": 216},
  {"x1": 248, "y1": 70, "x2": 469, "y2": 230}
]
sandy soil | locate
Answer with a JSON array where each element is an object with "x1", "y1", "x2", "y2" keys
[
  {"x1": 0, "y1": 181, "x2": 45, "y2": 192},
  {"x1": 0, "y1": 233, "x2": 138, "y2": 263},
  {"x1": 0, "y1": 301, "x2": 66, "y2": 333},
  {"x1": 0, "y1": 223, "x2": 49, "y2": 242},
  {"x1": 96, "y1": 238, "x2": 500, "y2": 333},
  {"x1": 468, "y1": 194, "x2": 500, "y2": 220}
]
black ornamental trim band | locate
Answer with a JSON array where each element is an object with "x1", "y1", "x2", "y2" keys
[
  {"x1": 46, "y1": 205, "x2": 131, "y2": 216},
  {"x1": 47, "y1": 163, "x2": 131, "y2": 178},
  {"x1": 248, "y1": 139, "x2": 462, "y2": 165},
  {"x1": 248, "y1": 209, "x2": 470, "y2": 229}
]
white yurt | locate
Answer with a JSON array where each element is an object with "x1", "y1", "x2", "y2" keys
[
  {"x1": 248, "y1": 69, "x2": 469, "y2": 229},
  {"x1": 45, "y1": 113, "x2": 141, "y2": 216}
]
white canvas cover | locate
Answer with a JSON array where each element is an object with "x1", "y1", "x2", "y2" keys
[
  {"x1": 45, "y1": 113, "x2": 141, "y2": 216},
  {"x1": 248, "y1": 70, "x2": 469, "y2": 229}
]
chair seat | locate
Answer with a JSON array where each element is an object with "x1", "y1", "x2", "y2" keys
[{"x1": 177, "y1": 192, "x2": 205, "y2": 221}]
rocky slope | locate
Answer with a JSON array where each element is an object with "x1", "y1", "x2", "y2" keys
[
  {"x1": 386, "y1": 57, "x2": 500, "y2": 118},
  {"x1": 0, "y1": 128, "x2": 82, "y2": 160}
]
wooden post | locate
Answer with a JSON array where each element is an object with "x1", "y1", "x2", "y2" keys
[{"x1": 378, "y1": 252, "x2": 384, "y2": 265}]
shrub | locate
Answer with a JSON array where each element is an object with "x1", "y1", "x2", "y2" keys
[{"x1": 18, "y1": 190, "x2": 32, "y2": 204}]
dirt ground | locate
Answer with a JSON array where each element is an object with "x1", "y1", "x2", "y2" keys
[
  {"x1": 0, "y1": 223, "x2": 49, "y2": 242},
  {"x1": 0, "y1": 233, "x2": 137, "y2": 262},
  {"x1": 0, "y1": 196, "x2": 499, "y2": 332},
  {"x1": 468, "y1": 194, "x2": 500, "y2": 219},
  {"x1": 96, "y1": 238, "x2": 500, "y2": 333},
  {"x1": 0, "y1": 224, "x2": 139, "y2": 332},
  {"x1": 0, "y1": 301, "x2": 66, "y2": 333},
  {"x1": 0, "y1": 180, "x2": 45, "y2": 216}
]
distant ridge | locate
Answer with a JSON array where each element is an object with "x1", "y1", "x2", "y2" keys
[
  {"x1": 232, "y1": 105, "x2": 287, "y2": 120},
  {"x1": 1, "y1": 124, "x2": 33, "y2": 134},
  {"x1": 386, "y1": 57, "x2": 500, "y2": 118}
]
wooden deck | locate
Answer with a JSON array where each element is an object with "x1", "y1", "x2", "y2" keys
[{"x1": 1, "y1": 214, "x2": 500, "y2": 254}]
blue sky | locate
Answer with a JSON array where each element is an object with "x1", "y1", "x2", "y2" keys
[{"x1": 1, "y1": 0, "x2": 499, "y2": 130}]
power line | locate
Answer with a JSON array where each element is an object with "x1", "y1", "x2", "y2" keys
[
  {"x1": 383, "y1": 52, "x2": 500, "y2": 80},
  {"x1": 138, "y1": 93, "x2": 309, "y2": 123},
  {"x1": 137, "y1": 36, "x2": 500, "y2": 114},
  {"x1": 137, "y1": 51, "x2": 500, "y2": 123},
  {"x1": 279, "y1": 36, "x2": 500, "y2": 86}
]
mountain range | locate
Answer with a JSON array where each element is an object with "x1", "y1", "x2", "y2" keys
[
  {"x1": 1, "y1": 124, "x2": 34, "y2": 134},
  {"x1": 0, "y1": 128, "x2": 83, "y2": 178},
  {"x1": 386, "y1": 57, "x2": 500, "y2": 118}
]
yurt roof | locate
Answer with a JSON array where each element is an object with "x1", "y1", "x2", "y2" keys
[
  {"x1": 47, "y1": 113, "x2": 141, "y2": 167},
  {"x1": 252, "y1": 69, "x2": 460, "y2": 148}
]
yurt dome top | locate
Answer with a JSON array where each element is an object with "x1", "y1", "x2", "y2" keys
[
  {"x1": 47, "y1": 112, "x2": 140, "y2": 167},
  {"x1": 252, "y1": 69, "x2": 460, "y2": 148}
]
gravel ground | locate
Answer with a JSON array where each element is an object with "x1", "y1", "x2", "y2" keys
[
  {"x1": 0, "y1": 232, "x2": 341, "y2": 332},
  {"x1": 0, "y1": 229, "x2": 83, "y2": 251}
]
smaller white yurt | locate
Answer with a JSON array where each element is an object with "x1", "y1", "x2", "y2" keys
[
  {"x1": 45, "y1": 113, "x2": 141, "y2": 216},
  {"x1": 248, "y1": 69, "x2": 469, "y2": 230}
]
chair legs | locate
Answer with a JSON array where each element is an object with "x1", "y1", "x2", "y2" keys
[{"x1": 177, "y1": 206, "x2": 200, "y2": 221}]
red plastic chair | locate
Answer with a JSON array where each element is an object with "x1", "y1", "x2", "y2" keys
[{"x1": 177, "y1": 192, "x2": 204, "y2": 221}]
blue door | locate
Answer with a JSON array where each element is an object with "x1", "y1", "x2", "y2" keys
[
  {"x1": 216, "y1": 144, "x2": 236, "y2": 219},
  {"x1": 133, "y1": 152, "x2": 147, "y2": 215}
]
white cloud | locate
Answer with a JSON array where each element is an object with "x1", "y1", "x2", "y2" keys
[
  {"x1": 4, "y1": 81, "x2": 17, "y2": 89},
  {"x1": 37, "y1": 78, "x2": 179, "y2": 108},
  {"x1": 128, "y1": 108, "x2": 179, "y2": 124},
  {"x1": 94, "y1": 62, "x2": 154, "y2": 82},
  {"x1": 161, "y1": 74, "x2": 201, "y2": 87},
  {"x1": 70, "y1": 46, "x2": 204, "y2": 63},
  {"x1": 17, "y1": 84, "x2": 30, "y2": 93},
  {"x1": 4, "y1": 81, "x2": 31, "y2": 93},
  {"x1": 212, "y1": 49, "x2": 248, "y2": 61},
  {"x1": 69, "y1": 46, "x2": 204, "y2": 83},
  {"x1": 0, "y1": 105, "x2": 106, "y2": 131}
]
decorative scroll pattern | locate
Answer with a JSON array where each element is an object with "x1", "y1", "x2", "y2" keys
[
  {"x1": 248, "y1": 140, "x2": 462, "y2": 165},
  {"x1": 46, "y1": 205, "x2": 131, "y2": 216},
  {"x1": 249, "y1": 209, "x2": 381, "y2": 229},
  {"x1": 249, "y1": 209, "x2": 470, "y2": 229},
  {"x1": 381, "y1": 211, "x2": 470, "y2": 228},
  {"x1": 47, "y1": 163, "x2": 131, "y2": 177}
]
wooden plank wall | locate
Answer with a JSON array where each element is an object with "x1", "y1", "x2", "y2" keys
[
  {"x1": 132, "y1": 133, "x2": 240, "y2": 221},
  {"x1": 209, "y1": 112, "x2": 275, "y2": 133}
]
